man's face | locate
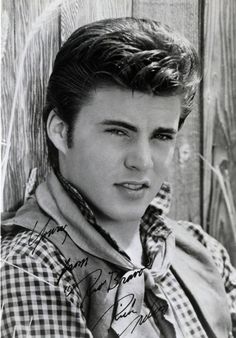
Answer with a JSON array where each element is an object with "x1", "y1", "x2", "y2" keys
[{"x1": 60, "y1": 86, "x2": 181, "y2": 224}]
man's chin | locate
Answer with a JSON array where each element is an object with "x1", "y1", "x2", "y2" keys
[{"x1": 114, "y1": 207, "x2": 148, "y2": 223}]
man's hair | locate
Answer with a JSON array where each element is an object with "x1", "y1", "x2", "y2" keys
[{"x1": 44, "y1": 17, "x2": 200, "y2": 168}]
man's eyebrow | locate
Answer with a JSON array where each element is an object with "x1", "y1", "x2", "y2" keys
[
  {"x1": 98, "y1": 120, "x2": 178, "y2": 135},
  {"x1": 152, "y1": 127, "x2": 178, "y2": 135},
  {"x1": 98, "y1": 120, "x2": 138, "y2": 132}
]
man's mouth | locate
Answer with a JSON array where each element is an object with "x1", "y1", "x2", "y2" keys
[
  {"x1": 114, "y1": 181, "x2": 151, "y2": 200},
  {"x1": 115, "y1": 181, "x2": 150, "y2": 191}
]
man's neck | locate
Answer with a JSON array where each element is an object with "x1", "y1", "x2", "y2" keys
[{"x1": 96, "y1": 217, "x2": 143, "y2": 265}]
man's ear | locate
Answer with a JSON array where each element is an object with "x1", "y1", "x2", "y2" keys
[{"x1": 47, "y1": 110, "x2": 68, "y2": 154}]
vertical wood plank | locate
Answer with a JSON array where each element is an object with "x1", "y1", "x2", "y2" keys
[
  {"x1": 1, "y1": 0, "x2": 16, "y2": 211},
  {"x1": 203, "y1": 0, "x2": 236, "y2": 263},
  {"x1": 1, "y1": 0, "x2": 60, "y2": 211},
  {"x1": 133, "y1": 0, "x2": 201, "y2": 223},
  {"x1": 61, "y1": 0, "x2": 132, "y2": 43}
]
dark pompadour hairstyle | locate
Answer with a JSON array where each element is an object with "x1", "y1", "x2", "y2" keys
[{"x1": 44, "y1": 17, "x2": 200, "y2": 168}]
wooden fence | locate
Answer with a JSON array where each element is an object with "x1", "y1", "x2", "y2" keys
[{"x1": 1, "y1": 0, "x2": 236, "y2": 264}]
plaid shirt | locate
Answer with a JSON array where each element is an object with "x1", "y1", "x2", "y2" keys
[{"x1": 1, "y1": 177, "x2": 236, "y2": 337}]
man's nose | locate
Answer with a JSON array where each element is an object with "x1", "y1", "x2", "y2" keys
[{"x1": 124, "y1": 140, "x2": 154, "y2": 171}]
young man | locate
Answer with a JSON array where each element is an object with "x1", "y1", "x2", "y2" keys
[{"x1": 1, "y1": 18, "x2": 235, "y2": 337}]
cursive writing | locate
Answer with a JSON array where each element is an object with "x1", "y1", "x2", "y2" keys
[
  {"x1": 28, "y1": 218, "x2": 68, "y2": 253},
  {"x1": 114, "y1": 294, "x2": 137, "y2": 321},
  {"x1": 64, "y1": 268, "x2": 104, "y2": 299},
  {"x1": 118, "y1": 298, "x2": 168, "y2": 335},
  {"x1": 92, "y1": 293, "x2": 137, "y2": 330},
  {"x1": 107, "y1": 268, "x2": 145, "y2": 292},
  {"x1": 57, "y1": 256, "x2": 88, "y2": 285},
  {"x1": 64, "y1": 267, "x2": 145, "y2": 303},
  {"x1": 91, "y1": 293, "x2": 167, "y2": 335}
]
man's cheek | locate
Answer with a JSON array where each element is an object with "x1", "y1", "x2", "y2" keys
[{"x1": 166, "y1": 146, "x2": 176, "y2": 164}]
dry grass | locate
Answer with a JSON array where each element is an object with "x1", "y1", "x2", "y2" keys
[{"x1": 199, "y1": 154, "x2": 236, "y2": 236}]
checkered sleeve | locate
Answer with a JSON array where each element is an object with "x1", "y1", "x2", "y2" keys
[
  {"x1": 1, "y1": 230, "x2": 93, "y2": 337},
  {"x1": 179, "y1": 221, "x2": 236, "y2": 334}
]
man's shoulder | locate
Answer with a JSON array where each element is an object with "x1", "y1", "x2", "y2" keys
[
  {"x1": 1, "y1": 230, "x2": 92, "y2": 338},
  {"x1": 1, "y1": 228, "x2": 66, "y2": 275},
  {"x1": 1, "y1": 227, "x2": 83, "y2": 301},
  {"x1": 173, "y1": 218, "x2": 227, "y2": 256},
  {"x1": 1, "y1": 196, "x2": 68, "y2": 270},
  {"x1": 169, "y1": 217, "x2": 221, "y2": 248},
  {"x1": 169, "y1": 218, "x2": 236, "y2": 281}
]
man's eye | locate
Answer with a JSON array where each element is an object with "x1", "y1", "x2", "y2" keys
[
  {"x1": 153, "y1": 134, "x2": 174, "y2": 141},
  {"x1": 105, "y1": 129, "x2": 128, "y2": 137}
]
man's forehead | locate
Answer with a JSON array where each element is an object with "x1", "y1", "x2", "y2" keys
[
  {"x1": 75, "y1": 85, "x2": 181, "y2": 131},
  {"x1": 88, "y1": 84, "x2": 181, "y2": 110}
]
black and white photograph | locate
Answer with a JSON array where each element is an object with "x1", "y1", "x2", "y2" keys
[{"x1": 1, "y1": 0, "x2": 236, "y2": 337}]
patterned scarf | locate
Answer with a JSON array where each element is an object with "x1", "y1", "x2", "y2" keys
[{"x1": 55, "y1": 169, "x2": 174, "y2": 275}]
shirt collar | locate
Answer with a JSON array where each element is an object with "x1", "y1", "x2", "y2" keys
[{"x1": 55, "y1": 169, "x2": 97, "y2": 225}]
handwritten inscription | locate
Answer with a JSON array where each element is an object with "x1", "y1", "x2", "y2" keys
[
  {"x1": 92, "y1": 293, "x2": 167, "y2": 335},
  {"x1": 26, "y1": 219, "x2": 167, "y2": 335},
  {"x1": 28, "y1": 218, "x2": 68, "y2": 253},
  {"x1": 64, "y1": 267, "x2": 145, "y2": 299},
  {"x1": 114, "y1": 294, "x2": 137, "y2": 321},
  {"x1": 57, "y1": 256, "x2": 88, "y2": 285},
  {"x1": 92, "y1": 294, "x2": 137, "y2": 330},
  {"x1": 108, "y1": 268, "x2": 145, "y2": 291},
  {"x1": 118, "y1": 298, "x2": 168, "y2": 335}
]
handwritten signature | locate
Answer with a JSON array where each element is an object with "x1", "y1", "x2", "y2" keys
[
  {"x1": 118, "y1": 297, "x2": 168, "y2": 335},
  {"x1": 92, "y1": 293, "x2": 167, "y2": 335},
  {"x1": 57, "y1": 256, "x2": 88, "y2": 285},
  {"x1": 64, "y1": 267, "x2": 145, "y2": 300},
  {"x1": 28, "y1": 218, "x2": 68, "y2": 253},
  {"x1": 26, "y1": 219, "x2": 167, "y2": 335}
]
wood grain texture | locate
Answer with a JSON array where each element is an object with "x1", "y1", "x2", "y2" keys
[
  {"x1": 133, "y1": 0, "x2": 201, "y2": 223},
  {"x1": 203, "y1": 0, "x2": 236, "y2": 263},
  {"x1": 61, "y1": 0, "x2": 132, "y2": 43},
  {"x1": 1, "y1": 0, "x2": 16, "y2": 211},
  {"x1": 1, "y1": 0, "x2": 59, "y2": 211}
]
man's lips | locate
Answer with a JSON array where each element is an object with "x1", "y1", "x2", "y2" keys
[{"x1": 114, "y1": 181, "x2": 150, "y2": 191}]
